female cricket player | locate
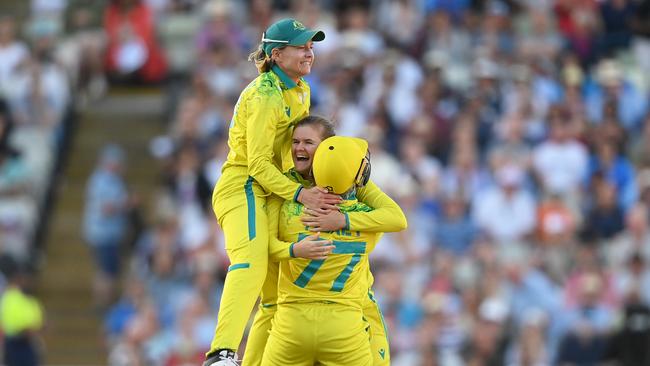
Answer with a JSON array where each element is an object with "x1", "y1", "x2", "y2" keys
[
  {"x1": 204, "y1": 19, "x2": 341, "y2": 366},
  {"x1": 242, "y1": 116, "x2": 407, "y2": 366},
  {"x1": 261, "y1": 135, "x2": 401, "y2": 365}
]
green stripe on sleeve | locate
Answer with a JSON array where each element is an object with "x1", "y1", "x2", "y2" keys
[
  {"x1": 228, "y1": 263, "x2": 251, "y2": 272},
  {"x1": 244, "y1": 176, "x2": 256, "y2": 240},
  {"x1": 289, "y1": 243, "x2": 296, "y2": 258}
]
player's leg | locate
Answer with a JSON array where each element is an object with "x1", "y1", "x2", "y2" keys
[
  {"x1": 261, "y1": 303, "x2": 315, "y2": 366},
  {"x1": 364, "y1": 289, "x2": 390, "y2": 365},
  {"x1": 316, "y1": 304, "x2": 372, "y2": 366},
  {"x1": 242, "y1": 262, "x2": 280, "y2": 366},
  {"x1": 207, "y1": 191, "x2": 269, "y2": 357}
]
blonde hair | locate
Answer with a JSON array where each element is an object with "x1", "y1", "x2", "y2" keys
[{"x1": 248, "y1": 44, "x2": 274, "y2": 74}]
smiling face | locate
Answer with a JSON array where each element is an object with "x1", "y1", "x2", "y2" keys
[
  {"x1": 292, "y1": 123, "x2": 325, "y2": 177},
  {"x1": 272, "y1": 41, "x2": 315, "y2": 81}
]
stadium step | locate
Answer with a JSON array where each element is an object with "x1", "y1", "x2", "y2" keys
[{"x1": 36, "y1": 90, "x2": 166, "y2": 365}]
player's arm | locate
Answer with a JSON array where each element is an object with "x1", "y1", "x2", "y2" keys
[
  {"x1": 246, "y1": 90, "x2": 302, "y2": 201},
  {"x1": 302, "y1": 180, "x2": 407, "y2": 232},
  {"x1": 267, "y1": 194, "x2": 334, "y2": 262},
  {"x1": 246, "y1": 90, "x2": 340, "y2": 210},
  {"x1": 349, "y1": 180, "x2": 407, "y2": 232}
]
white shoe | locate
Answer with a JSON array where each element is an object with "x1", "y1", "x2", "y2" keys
[{"x1": 204, "y1": 349, "x2": 240, "y2": 366}]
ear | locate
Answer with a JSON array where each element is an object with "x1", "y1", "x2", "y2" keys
[{"x1": 271, "y1": 48, "x2": 282, "y2": 62}]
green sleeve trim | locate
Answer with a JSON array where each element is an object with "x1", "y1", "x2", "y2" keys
[
  {"x1": 289, "y1": 243, "x2": 296, "y2": 258},
  {"x1": 293, "y1": 186, "x2": 303, "y2": 203},
  {"x1": 228, "y1": 263, "x2": 250, "y2": 272}
]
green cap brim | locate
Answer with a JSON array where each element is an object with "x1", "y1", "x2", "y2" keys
[{"x1": 289, "y1": 30, "x2": 325, "y2": 46}]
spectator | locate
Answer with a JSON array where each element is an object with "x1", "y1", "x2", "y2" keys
[
  {"x1": 57, "y1": 5, "x2": 107, "y2": 102},
  {"x1": 441, "y1": 143, "x2": 490, "y2": 203},
  {"x1": 584, "y1": 59, "x2": 648, "y2": 131},
  {"x1": 399, "y1": 134, "x2": 441, "y2": 198},
  {"x1": 613, "y1": 252, "x2": 650, "y2": 308},
  {"x1": 628, "y1": 114, "x2": 650, "y2": 168},
  {"x1": 488, "y1": 112, "x2": 533, "y2": 172},
  {"x1": 0, "y1": 16, "x2": 29, "y2": 95},
  {"x1": 556, "y1": 273, "x2": 614, "y2": 365},
  {"x1": 631, "y1": 0, "x2": 650, "y2": 75},
  {"x1": 532, "y1": 116, "x2": 588, "y2": 201},
  {"x1": 505, "y1": 310, "x2": 550, "y2": 366},
  {"x1": 0, "y1": 139, "x2": 35, "y2": 261},
  {"x1": 516, "y1": 8, "x2": 563, "y2": 61},
  {"x1": 605, "y1": 294, "x2": 650, "y2": 365},
  {"x1": 194, "y1": 0, "x2": 247, "y2": 60},
  {"x1": 588, "y1": 140, "x2": 637, "y2": 210},
  {"x1": 0, "y1": 260, "x2": 44, "y2": 366},
  {"x1": 415, "y1": 10, "x2": 472, "y2": 90},
  {"x1": 4, "y1": 53, "x2": 70, "y2": 128},
  {"x1": 536, "y1": 192, "x2": 577, "y2": 247},
  {"x1": 162, "y1": 142, "x2": 212, "y2": 256},
  {"x1": 599, "y1": 0, "x2": 637, "y2": 55},
  {"x1": 0, "y1": 99, "x2": 12, "y2": 149},
  {"x1": 554, "y1": 0, "x2": 600, "y2": 66},
  {"x1": 83, "y1": 144, "x2": 132, "y2": 308},
  {"x1": 473, "y1": 164, "x2": 536, "y2": 245},
  {"x1": 104, "y1": 0, "x2": 168, "y2": 83},
  {"x1": 605, "y1": 204, "x2": 650, "y2": 274},
  {"x1": 463, "y1": 297, "x2": 510, "y2": 366},
  {"x1": 105, "y1": 275, "x2": 148, "y2": 343},
  {"x1": 583, "y1": 180, "x2": 625, "y2": 241},
  {"x1": 434, "y1": 194, "x2": 475, "y2": 256}
]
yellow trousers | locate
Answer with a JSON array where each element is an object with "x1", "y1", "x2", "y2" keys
[
  {"x1": 242, "y1": 261, "x2": 280, "y2": 366},
  {"x1": 243, "y1": 265, "x2": 390, "y2": 366},
  {"x1": 365, "y1": 290, "x2": 391, "y2": 365},
  {"x1": 208, "y1": 176, "x2": 269, "y2": 353},
  {"x1": 261, "y1": 302, "x2": 372, "y2": 366}
]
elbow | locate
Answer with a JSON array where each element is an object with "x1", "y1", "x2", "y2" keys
[
  {"x1": 396, "y1": 211, "x2": 408, "y2": 231},
  {"x1": 247, "y1": 157, "x2": 266, "y2": 179}
]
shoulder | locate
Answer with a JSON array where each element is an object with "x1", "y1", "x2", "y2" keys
[{"x1": 250, "y1": 72, "x2": 283, "y2": 99}]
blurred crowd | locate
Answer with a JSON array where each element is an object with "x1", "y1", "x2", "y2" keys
[{"x1": 3, "y1": 0, "x2": 650, "y2": 365}]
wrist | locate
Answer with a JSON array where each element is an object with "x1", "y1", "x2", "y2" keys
[
  {"x1": 289, "y1": 242, "x2": 296, "y2": 258},
  {"x1": 294, "y1": 186, "x2": 304, "y2": 203}
]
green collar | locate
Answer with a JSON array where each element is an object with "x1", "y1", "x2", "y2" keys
[
  {"x1": 287, "y1": 168, "x2": 314, "y2": 187},
  {"x1": 271, "y1": 64, "x2": 298, "y2": 89}
]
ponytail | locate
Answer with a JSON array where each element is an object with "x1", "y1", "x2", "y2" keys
[{"x1": 248, "y1": 44, "x2": 274, "y2": 74}]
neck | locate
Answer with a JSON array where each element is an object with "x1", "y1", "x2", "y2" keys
[
  {"x1": 299, "y1": 170, "x2": 313, "y2": 182},
  {"x1": 278, "y1": 65, "x2": 300, "y2": 83},
  {"x1": 286, "y1": 72, "x2": 300, "y2": 84}
]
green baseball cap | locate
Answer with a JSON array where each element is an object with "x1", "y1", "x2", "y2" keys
[{"x1": 262, "y1": 18, "x2": 325, "y2": 55}]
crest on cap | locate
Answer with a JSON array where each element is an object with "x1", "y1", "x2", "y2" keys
[{"x1": 293, "y1": 20, "x2": 305, "y2": 30}]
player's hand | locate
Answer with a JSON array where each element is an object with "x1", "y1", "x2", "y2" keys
[
  {"x1": 301, "y1": 209, "x2": 346, "y2": 232},
  {"x1": 297, "y1": 187, "x2": 341, "y2": 213},
  {"x1": 292, "y1": 232, "x2": 335, "y2": 260}
]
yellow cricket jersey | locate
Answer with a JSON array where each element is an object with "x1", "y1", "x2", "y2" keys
[
  {"x1": 276, "y1": 197, "x2": 380, "y2": 308},
  {"x1": 215, "y1": 65, "x2": 311, "y2": 209},
  {"x1": 267, "y1": 170, "x2": 407, "y2": 263}
]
